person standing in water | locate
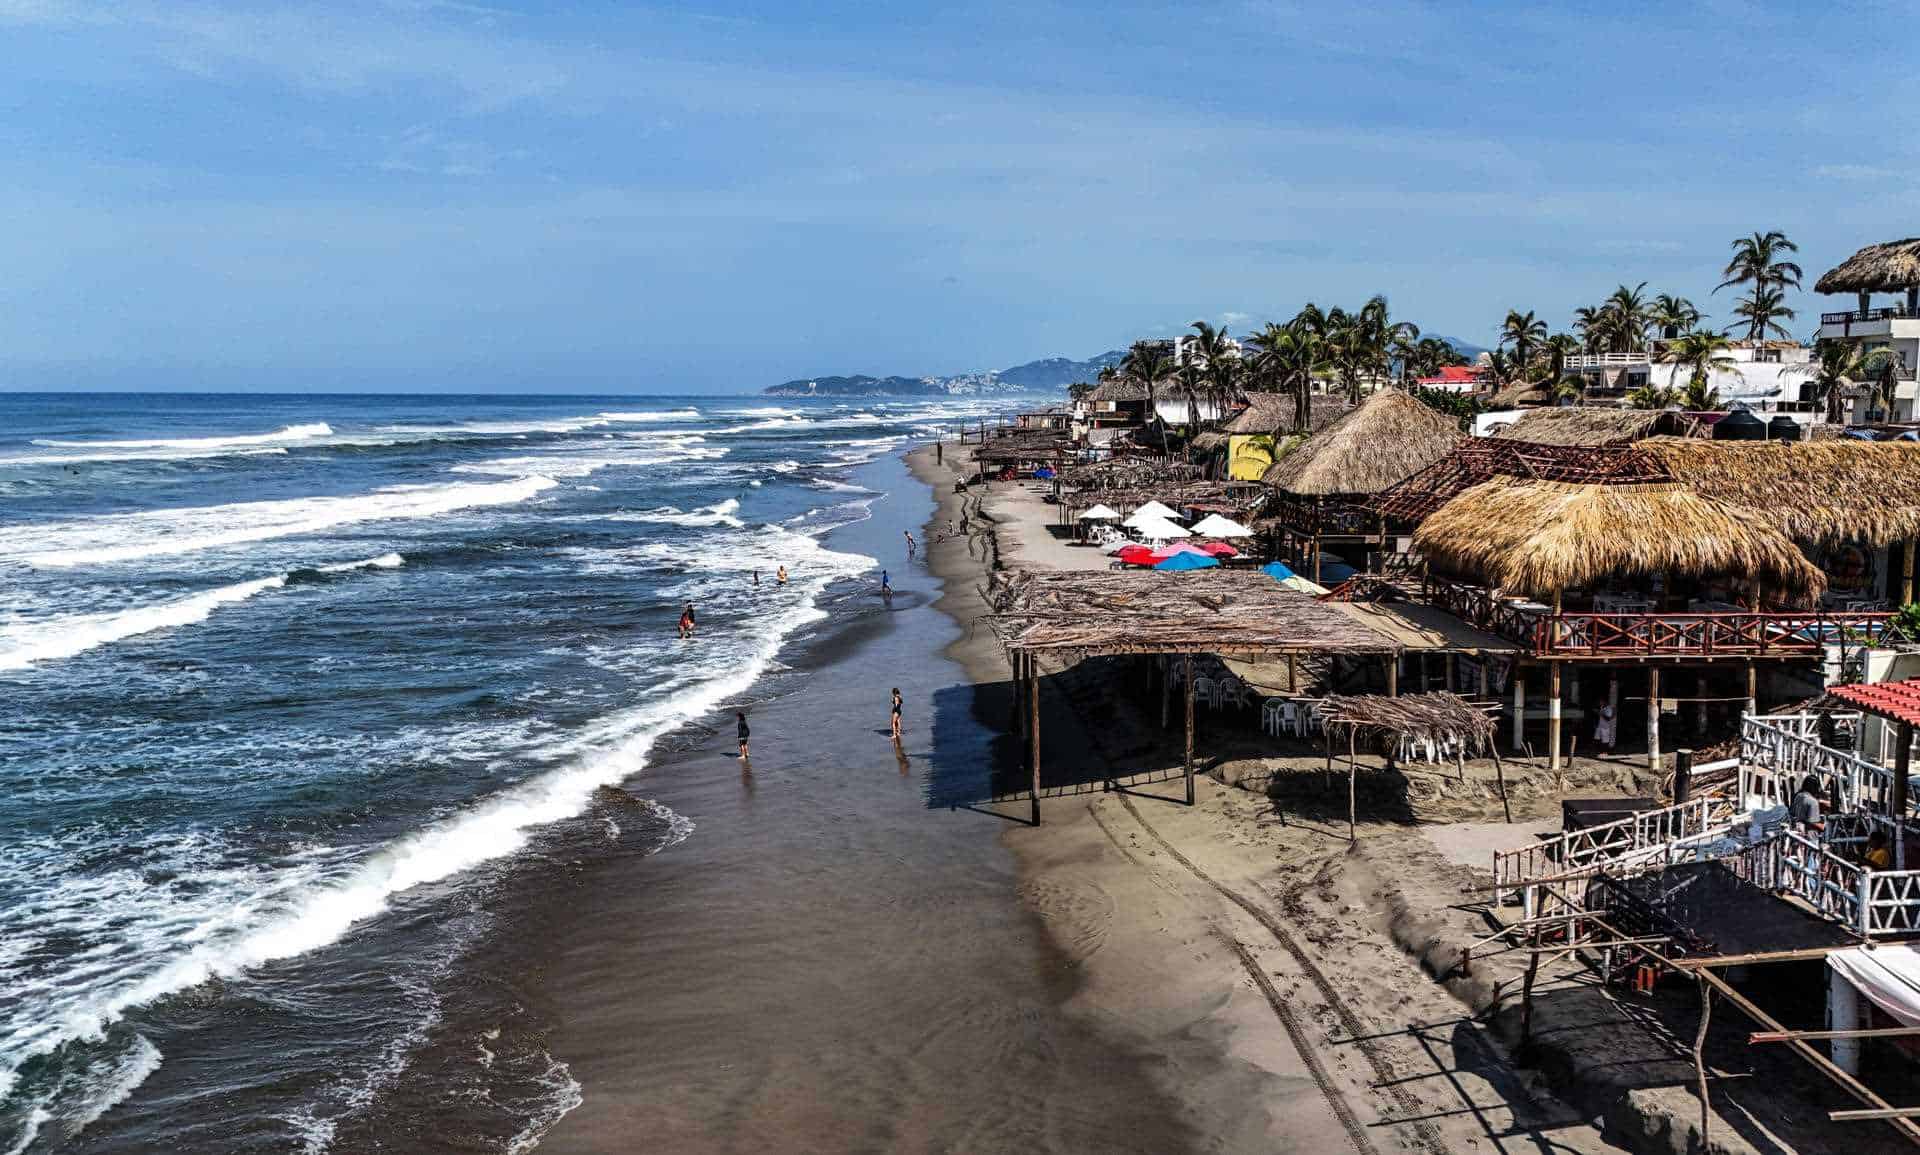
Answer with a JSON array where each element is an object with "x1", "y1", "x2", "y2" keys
[
  {"x1": 776, "y1": 565, "x2": 788, "y2": 585},
  {"x1": 678, "y1": 604, "x2": 695, "y2": 638},
  {"x1": 903, "y1": 530, "x2": 915, "y2": 558},
  {"x1": 752, "y1": 570, "x2": 760, "y2": 587},
  {"x1": 890, "y1": 687, "x2": 903, "y2": 740},
  {"x1": 736, "y1": 711, "x2": 750, "y2": 760}
]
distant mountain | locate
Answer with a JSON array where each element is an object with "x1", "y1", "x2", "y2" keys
[
  {"x1": 1434, "y1": 335, "x2": 1490, "y2": 361},
  {"x1": 763, "y1": 349, "x2": 1126, "y2": 397},
  {"x1": 764, "y1": 374, "x2": 949, "y2": 398},
  {"x1": 993, "y1": 350, "x2": 1126, "y2": 389}
]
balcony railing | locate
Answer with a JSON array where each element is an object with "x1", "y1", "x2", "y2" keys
[
  {"x1": 1565, "y1": 352, "x2": 1653, "y2": 369},
  {"x1": 1821, "y1": 305, "x2": 1918, "y2": 325},
  {"x1": 1423, "y1": 576, "x2": 1901, "y2": 658}
]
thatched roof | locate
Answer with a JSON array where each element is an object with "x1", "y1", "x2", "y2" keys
[
  {"x1": 1221, "y1": 392, "x2": 1295, "y2": 434},
  {"x1": 1057, "y1": 456, "x2": 1203, "y2": 493},
  {"x1": 1372, "y1": 440, "x2": 1668, "y2": 524},
  {"x1": 1260, "y1": 389, "x2": 1465, "y2": 497},
  {"x1": 1816, "y1": 238, "x2": 1920, "y2": 294},
  {"x1": 1489, "y1": 407, "x2": 1704, "y2": 447},
  {"x1": 1088, "y1": 378, "x2": 1148, "y2": 402},
  {"x1": 1189, "y1": 431, "x2": 1229, "y2": 452},
  {"x1": 985, "y1": 569, "x2": 1398, "y2": 658},
  {"x1": 1640, "y1": 439, "x2": 1920, "y2": 550},
  {"x1": 1319, "y1": 691, "x2": 1498, "y2": 752},
  {"x1": 1413, "y1": 477, "x2": 1827, "y2": 602},
  {"x1": 1485, "y1": 382, "x2": 1553, "y2": 410}
]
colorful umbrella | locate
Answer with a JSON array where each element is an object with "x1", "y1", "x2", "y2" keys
[
  {"x1": 1154, "y1": 551, "x2": 1219, "y2": 571},
  {"x1": 1116, "y1": 545, "x2": 1158, "y2": 565},
  {"x1": 1199, "y1": 541, "x2": 1239, "y2": 557},
  {"x1": 1189, "y1": 513, "x2": 1253, "y2": 538}
]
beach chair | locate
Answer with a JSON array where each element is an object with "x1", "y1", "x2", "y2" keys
[
  {"x1": 1261, "y1": 698, "x2": 1288, "y2": 736},
  {"x1": 1192, "y1": 676, "x2": 1215, "y2": 707}
]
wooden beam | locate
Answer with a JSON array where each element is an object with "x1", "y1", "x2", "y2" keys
[
  {"x1": 1549, "y1": 661, "x2": 1563, "y2": 774},
  {"x1": 1648, "y1": 667, "x2": 1662, "y2": 772},
  {"x1": 1904, "y1": 538, "x2": 1916, "y2": 607},
  {"x1": 1029, "y1": 662, "x2": 1042, "y2": 826},
  {"x1": 1512, "y1": 669, "x2": 1526, "y2": 752},
  {"x1": 1754, "y1": 1027, "x2": 1920, "y2": 1044},
  {"x1": 1831, "y1": 1107, "x2": 1920, "y2": 1123},
  {"x1": 1184, "y1": 653, "x2": 1195, "y2": 804}
]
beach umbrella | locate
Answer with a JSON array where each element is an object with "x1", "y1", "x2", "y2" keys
[
  {"x1": 1260, "y1": 561, "x2": 1296, "y2": 580},
  {"x1": 1129, "y1": 515, "x2": 1190, "y2": 541},
  {"x1": 1099, "y1": 538, "x2": 1133, "y2": 554},
  {"x1": 1131, "y1": 500, "x2": 1182, "y2": 521},
  {"x1": 1199, "y1": 541, "x2": 1239, "y2": 557},
  {"x1": 1116, "y1": 545, "x2": 1158, "y2": 565},
  {"x1": 1034, "y1": 467, "x2": 1055, "y2": 479},
  {"x1": 1154, "y1": 551, "x2": 1219, "y2": 571},
  {"x1": 1077, "y1": 504, "x2": 1121, "y2": 521},
  {"x1": 1189, "y1": 513, "x2": 1253, "y2": 538},
  {"x1": 1153, "y1": 541, "x2": 1210, "y2": 558}
]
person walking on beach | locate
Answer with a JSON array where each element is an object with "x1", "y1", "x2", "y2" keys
[
  {"x1": 880, "y1": 569, "x2": 893, "y2": 605},
  {"x1": 736, "y1": 711, "x2": 750, "y2": 760},
  {"x1": 903, "y1": 530, "x2": 916, "y2": 558},
  {"x1": 890, "y1": 687, "x2": 903, "y2": 740}
]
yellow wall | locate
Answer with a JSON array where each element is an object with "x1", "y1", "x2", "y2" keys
[{"x1": 1227, "y1": 434, "x2": 1273, "y2": 481}]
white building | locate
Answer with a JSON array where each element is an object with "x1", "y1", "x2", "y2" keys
[{"x1": 1814, "y1": 238, "x2": 1920, "y2": 422}]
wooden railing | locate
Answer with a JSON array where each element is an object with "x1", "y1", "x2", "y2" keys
[
  {"x1": 1493, "y1": 797, "x2": 1726, "y2": 907},
  {"x1": 1739, "y1": 713, "x2": 1899, "y2": 813},
  {"x1": 1421, "y1": 576, "x2": 1899, "y2": 658},
  {"x1": 1270, "y1": 494, "x2": 1378, "y2": 537}
]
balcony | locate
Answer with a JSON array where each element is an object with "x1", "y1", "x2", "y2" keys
[
  {"x1": 1565, "y1": 352, "x2": 1653, "y2": 370},
  {"x1": 1420, "y1": 575, "x2": 1904, "y2": 659}
]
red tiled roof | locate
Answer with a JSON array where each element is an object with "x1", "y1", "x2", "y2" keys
[
  {"x1": 1417, "y1": 366, "x2": 1485, "y2": 385},
  {"x1": 1829, "y1": 680, "x2": 1920, "y2": 728}
]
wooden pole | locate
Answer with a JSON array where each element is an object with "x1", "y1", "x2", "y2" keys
[
  {"x1": 1029, "y1": 661, "x2": 1042, "y2": 826},
  {"x1": 1477, "y1": 658, "x2": 1489, "y2": 701},
  {"x1": 1512, "y1": 669, "x2": 1526, "y2": 751},
  {"x1": 1904, "y1": 539, "x2": 1916, "y2": 606},
  {"x1": 1648, "y1": 667, "x2": 1662, "y2": 772},
  {"x1": 1161, "y1": 656, "x2": 1172, "y2": 730},
  {"x1": 1288, "y1": 653, "x2": 1299, "y2": 693},
  {"x1": 1446, "y1": 652, "x2": 1457, "y2": 693},
  {"x1": 1745, "y1": 661, "x2": 1758, "y2": 718},
  {"x1": 1520, "y1": 923, "x2": 1541, "y2": 1049},
  {"x1": 1675, "y1": 748, "x2": 1694, "y2": 805},
  {"x1": 1694, "y1": 978, "x2": 1714, "y2": 1146},
  {"x1": 1184, "y1": 654, "x2": 1196, "y2": 804},
  {"x1": 1896, "y1": 722, "x2": 1912, "y2": 868},
  {"x1": 1386, "y1": 654, "x2": 1398, "y2": 697},
  {"x1": 1348, "y1": 725, "x2": 1358, "y2": 843},
  {"x1": 1549, "y1": 661, "x2": 1563, "y2": 774},
  {"x1": 1491, "y1": 746, "x2": 1512, "y2": 824}
]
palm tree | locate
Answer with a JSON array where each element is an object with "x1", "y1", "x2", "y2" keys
[
  {"x1": 1717, "y1": 231, "x2": 1802, "y2": 342},
  {"x1": 1542, "y1": 332, "x2": 1581, "y2": 385},
  {"x1": 1572, "y1": 305, "x2": 1603, "y2": 353},
  {"x1": 1120, "y1": 340, "x2": 1175, "y2": 455},
  {"x1": 1187, "y1": 319, "x2": 1240, "y2": 417},
  {"x1": 1626, "y1": 383, "x2": 1680, "y2": 410},
  {"x1": 1388, "y1": 322, "x2": 1423, "y2": 385},
  {"x1": 1729, "y1": 284, "x2": 1796, "y2": 342},
  {"x1": 1650, "y1": 294, "x2": 1701, "y2": 341},
  {"x1": 1657, "y1": 329, "x2": 1738, "y2": 409},
  {"x1": 1599, "y1": 282, "x2": 1654, "y2": 352},
  {"x1": 1246, "y1": 321, "x2": 1325, "y2": 433},
  {"x1": 1807, "y1": 340, "x2": 1908, "y2": 424},
  {"x1": 1500, "y1": 309, "x2": 1549, "y2": 380}
]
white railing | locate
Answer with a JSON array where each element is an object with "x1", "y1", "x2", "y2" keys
[
  {"x1": 1738, "y1": 713, "x2": 1893, "y2": 813},
  {"x1": 1566, "y1": 352, "x2": 1653, "y2": 369},
  {"x1": 1494, "y1": 797, "x2": 1727, "y2": 907},
  {"x1": 1730, "y1": 830, "x2": 1865, "y2": 929}
]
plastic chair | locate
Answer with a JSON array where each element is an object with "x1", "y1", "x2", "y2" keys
[
  {"x1": 1192, "y1": 676, "x2": 1215, "y2": 706},
  {"x1": 1262, "y1": 699, "x2": 1287, "y2": 736}
]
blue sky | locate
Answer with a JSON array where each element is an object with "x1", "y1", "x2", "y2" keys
[{"x1": 2, "y1": 1, "x2": 1917, "y2": 392}]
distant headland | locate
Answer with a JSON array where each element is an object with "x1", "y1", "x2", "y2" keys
[{"x1": 763, "y1": 351, "x2": 1125, "y2": 397}]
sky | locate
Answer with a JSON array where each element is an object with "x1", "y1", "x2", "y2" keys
[{"x1": 2, "y1": 1, "x2": 1918, "y2": 393}]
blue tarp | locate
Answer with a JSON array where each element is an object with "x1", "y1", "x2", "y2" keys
[
  {"x1": 1259, "y1": 561, "x2": 1295, "y2": 581},
  {"x1": 1155, "y1": 551, "x2": 1219, "y2": 571}
]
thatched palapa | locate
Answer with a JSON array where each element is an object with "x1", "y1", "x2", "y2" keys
[
  {"x1": 1489, "y1": 407, "x2": 1703, "y2": 447},
  {"x1": 1484, "y1": 382, "x2": 1553, "y2": 410},
  {"x1": 1371, "y1": 440, "x2": 1668, "y2": 524},
  {"x1": 1640, "y1": 438, "x2": 1920, "y2": 550},
  {"x1": 1318, "y1": 692, "x2": 1498, "y2": 754},
  {"x1": 1413, "y1": 477, "x2": 1827, "y2": 602},
  {"x1": 1260, "y1": 389, "x2": 1464, "y2": 496},
  {"x1": 1816, "y1": 238, "x2": 1920, "y2": 294},
  {"x1": 986, "y1": 569, "x2": 1397, "y2": 657}
]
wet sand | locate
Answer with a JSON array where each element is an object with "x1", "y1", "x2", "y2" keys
[{"x1": 505, "y1": 450, "x2": 1202, "y2": 1153}]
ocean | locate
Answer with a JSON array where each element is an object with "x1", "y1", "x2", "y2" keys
[{"x1": 0, "y1": 391, "x2": 1024, "y2": 1153}]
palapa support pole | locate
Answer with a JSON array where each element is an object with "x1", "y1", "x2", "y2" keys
[
  {"x1": 1477, "y1": 659, "x2": 1489, "y2": 701},
  {"x1": 1184, "y1": 654, "x2": 1196, "y2": 805},
  {"x1": 1674, "y1": 748, "x2": 1693, "y2": 805},
  {"x1": 1347, "y1": 725, "x2": 1358, "y2": 843},
  {"x1": 1648, "y1": 667, "x2": 1662, "y2": 772},
  {"x1": 1161, "y1": 656, "x2": 1172, "y2": 730},
  {"x1": 1904, "y1": 539, "x2": 1916, "y2": 607},
  {"x1": 1745, "y1": 661, "x2": 1757, "y2": 719},
  {"x1": 1288, "y1": 653, "x2": 1299, "y2": 693},
  {"x1": 1029, "y1": 659, "x2": 1042, "y2": 826},
  {"x1": 1512, "y1": 670, "x2": 1526, "y2": 752},
  {"x1": 1491, "y1": 745, "x2": 1512, "y2": 824},
  {"x1": 1896, "y1": 721, "x2": 1912, "y2": 867},
  {"x1": 1548, "y1": 661, "x2": 1563, "y2": 774},
  {"x1": 1693, "y1": 671, "x2": 1708, "y2": 742},
  {"x1": 1386, "y1": 654, "x2": 1398, "y2": 698}
]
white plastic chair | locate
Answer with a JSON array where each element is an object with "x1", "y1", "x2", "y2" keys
[
  {"x1": 1262, "y1": 699, "x2": 1287, "y2": 736},
  {"x1": 1192, "y1": 676, "x2": 1215, "y2": 707}
]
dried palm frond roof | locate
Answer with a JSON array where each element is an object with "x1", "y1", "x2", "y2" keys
[
  {"x1": 1221, "y1": 392, "x2": 1295, "y2": 434},
  {"x1": 1816, "y1": 238, "x2": 1920, "y2": 294},
  {"x1": 1489, "y1": 407, "x2": 1703, "y2": 446},
  {"x1": 1260, "y1": 389, "x2": 1465, "y2": 497},
  {"x1": 985, "y1": 569, "x2": 1398, "y2": 657},
  {"x1": 1056, "y1": 456, "x2": 1203, "y2": 492},
  {"x1": 972, "y1": 435, "x2": 1072, "y2": 463},
  {"x1": 1639, "y1": 438, "x2": 1920, "y2": 549},
  {"x1": 1087, "y1": 378, "x2": 1149, "y2": 402},
  {"x1": 1318, "y1": 691, "x2": 1498, "y2": 752},
  {"x1": 1413, "y1": 477, "x2": 1827, "y2": 603},
  {"x1": 1485, "y1": 382, "x2": 1553, "y2": 410},
  {"x1": 1189, "y1": 431, "x2": 1229, "y2": 452},
  {"x1": 1064, "y1": 480, "x2": 1267, "y2": 516}
]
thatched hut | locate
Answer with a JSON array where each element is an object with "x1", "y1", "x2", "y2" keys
[
  {"x1": 1489, "y1": 407, "x2": 1703, "y2": 447},
  {"x1": 1484, "y1": 381, "x2": 1553, "y2": 410},
  {"x1": 1640, "y1": 439, "x2": 1920, "y2": 601},
  {"x1": 1414, "y1": 477, "x2": 1827, "y2": 606},
  {"x1": 1261, "y1": 389, "x2": 1465, "y2": 496},
  {"x1": 1816, "y1": 238, "x2": 1920, "y2": 312}
]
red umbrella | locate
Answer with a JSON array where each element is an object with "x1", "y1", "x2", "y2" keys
[
  {"x1": 1199, "y1": 541, "x2": 1239, "y2": 557},
  {"x1": 1116, "y1": 545, "x2": 1158, "y2": 566}
]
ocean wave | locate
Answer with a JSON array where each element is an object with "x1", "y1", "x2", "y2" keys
[
  {"x1": 612, "y1": 499, "x2": 744, "y2": 529},
  {"x1": 0, "y1": 446, "x2": 291, "y2": 467},
  {"x1": 0, "y1": 477, "x2": 557, "y2": 568},
  {"x1": 0, "y1": 554, "x2": 404, "y2": 672},
  {"x1": 593, "y1": 409, "x2": 700, "y2": 422},
  {"x1": 451, "y1": 440, "x2": 726, "y2": 479},
  {"x1": 717, "y1": 406, "x2": 799, "y2": 417},
  {"x1": 32, "y1": 423, "x2": 333, "y2": 451}
]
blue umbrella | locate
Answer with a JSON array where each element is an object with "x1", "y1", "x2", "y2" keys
[
  {"x1": 1155, "y1": 551, "x2": 1219, "y2": 571},
  {"x1": 1259, "y1": 561, "x2": 1295, "y2": 581}
]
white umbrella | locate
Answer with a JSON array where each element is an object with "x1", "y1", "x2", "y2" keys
[
  {"x1": 1132, "y1": 500, "x2": 1181, "y2": 521},
  {"x1": 1130, "y1": 515, "x2": 1190, "y2": 541},
  {"x1": 1077, "y1": 504, "x2": 1121, "y2": 521},
  {"x1": 1189, "y1": 513, "x2": 1253, "y2": 538}
]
